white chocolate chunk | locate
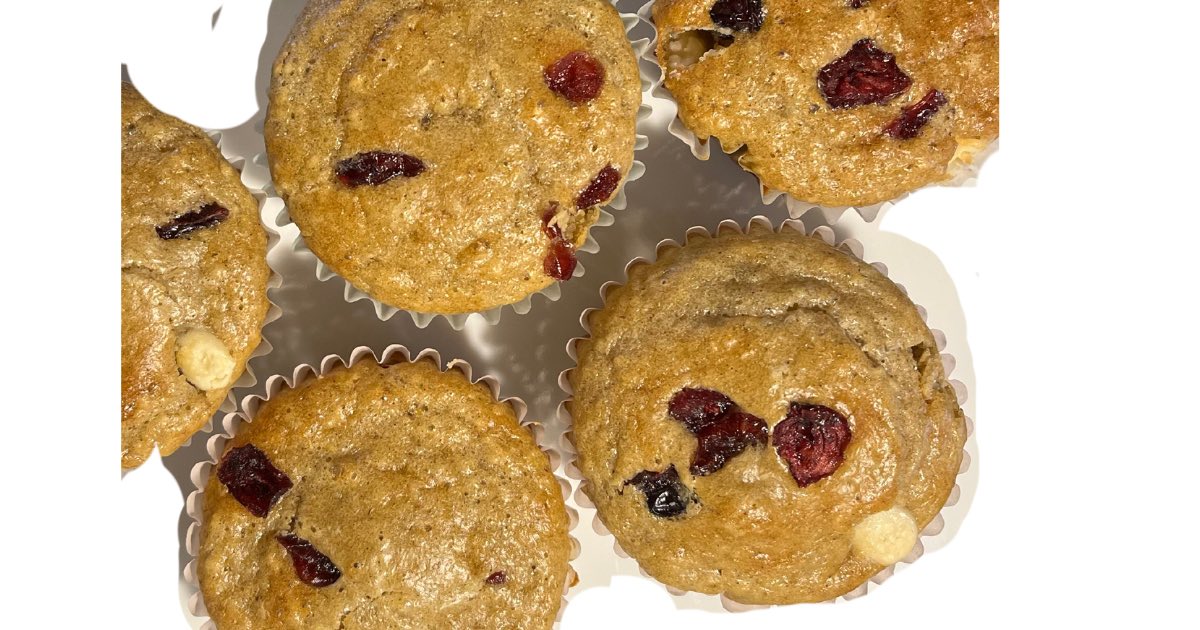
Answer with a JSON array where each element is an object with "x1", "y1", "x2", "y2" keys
[
  {"x1": 852, "y1": 507, "x2": 918, "y2": 566},
  {"x1": 175, "y1": 328, "x2": 236, "y2": 391},
  {"x1": 952, "y1": 137, "x2": 989, "y2": 165}
]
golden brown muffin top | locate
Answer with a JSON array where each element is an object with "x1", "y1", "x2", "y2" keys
[
  {"x1": 121, "y1": 84, "x2": 269, "y2": 470},
  {"x1": 569, "y1": 223, "x2": 965, "y2": 604},
  {"x1": 654, "y1": 0, "x2": 998, "y2": 207},
  {"x1": 266, "y1": 0, "x2": 641, "y2": 314},
  {"x1": 200, "y1": 359, "x2": 571, "y2": 629}
]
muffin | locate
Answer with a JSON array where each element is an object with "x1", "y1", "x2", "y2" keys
[
  {"x1": 653, "y1": 0, "x2": 999, "y2": 207},
  {"x1": 199, "y1": 358, "x2": 572, "y2": 628},
  {"x1": 121, "y1": 84, "x2": 270, "y2": 470},
  {"x1": 266, "y1": 0, "x2": 642, "y2": 314},
  {"x1": 568, "y1": 221, "x2": 966, "y2": 603}
]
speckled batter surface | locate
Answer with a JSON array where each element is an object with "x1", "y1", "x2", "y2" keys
[
  {"x1": 121, "y1": 84, "x2": 269, "y2": 470},
  {"x1": 200, "y1": 359, "x2": 571, "y2": 628},
  {"x1": 654, "y1": 0, "x2": 998, "y2": 207},
  {"x1": 266, "y1": 0, "x2": 641, "y2": 314},
  {"x1": 569, "y1": 224, "x2": 965, "y2": 603}
]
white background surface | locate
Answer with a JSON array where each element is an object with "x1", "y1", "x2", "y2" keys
[{"x1": 2, "y1": 1, "x2": 1197, "y2": 628}]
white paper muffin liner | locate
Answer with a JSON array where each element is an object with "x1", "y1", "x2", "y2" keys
[
  {"x1": 181, "y1": 344, "x2": 581, "y2": 628},
  {"x1": 557, "y1": 215, "x2": 976, "y2": 611},
  {"x1": 273, "y1": 5, "x2": 654, "y2": 331},
  {"x1": 173, "y1": 131, "x2": 285, "y2": 451},
  {"x1": 637, "y1": 0, "x2": 998, "y2": 224}
]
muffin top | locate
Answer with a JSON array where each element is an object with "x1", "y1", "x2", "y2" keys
[
  {"x1": 121, "y1": 84, "x2": 269, "y2": 470},
  {"x1": 569, "y1": 223, "x2": 965, "y2": 604},
  {"x1": 200, "y1": 359, "x2": 571, "y2": 629},
  {"x1": 654, "y1": 0, "x2": 998, "y2": 207},
  {"x1": 266, "y1": 0, "x2": 641, "y2": 314}
]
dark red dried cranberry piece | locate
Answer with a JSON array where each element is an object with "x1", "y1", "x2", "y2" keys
[
  {"x1": 884, "y1": 89, "x2": 948, "y2": 139},
  {"x1": 544, "y1": 51, "x2": 606, "y2": 104},
  {"x1": 625, "y1": 466, "x2": 692, "y2": 518},
  {"x1": 709, "y1": 0, "x2": 765, "y2": 32},
  {"x1": 276, "y1": 533, "x2": 342, "y2": 587},
  {"x1": 541, "y1": 202, "x2": 563, "y2": 240},
  {"x1": 575, "y1": 164, "x2": 621, "y2": 209},
  {"x1": 817, "y1": 39, "x2": 912, "y2": 109},
  {"x1": 155, "y1": 202, "x2": 229, "y2": 240},
  {"x1": 773, "y1": 403, "x2": 852, "y2": 487},
  {"x1": 216, "y1": 444, "x2": 293, "y2": 518},
  {"x1": 668, "y1": 387, "x2": 735, "y2": 433},
  {"x1": 690, "y1": 411, "x2": 768, "y2": 476},
  {"x1": 544, "y1": 238, "x2": 577, "y2": 281},
  {"x1": 485, "y1": 571, "x2": 507, "y2": 585},
  {"x1": 849, "y1": 0, "x2": 869, "y2": 8},
  {"x1": 335, "y1": 151, "x2": 426, "y2": 187}
]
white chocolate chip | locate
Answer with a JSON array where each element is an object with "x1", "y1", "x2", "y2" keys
[
  {"x1": 851, "y1": 507, "x2": 918, "y2": 566},
  {"x1": 175, "y1": 328, "x2": 236, "y2": 391}
]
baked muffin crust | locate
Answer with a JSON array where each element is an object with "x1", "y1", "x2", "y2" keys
[
  {"x1": 569, "y1": 223, "x2": 966, "y2": 603},
  {"x1": 266, "y1": 0, "x2": 641, "y2": 314},
  {"x1": 654, "y1": 0, "x2": 998, "y2": 207},
  {"x1": 121, "y1": 84, "x2": 269, "y2": 470},
  {"x1": 200, "y1": 359, "x2": 571, "y2": 628}
]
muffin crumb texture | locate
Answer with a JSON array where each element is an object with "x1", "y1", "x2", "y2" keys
[
  {"x1": 121, "y1": 84, "x2": 269, "y2": 470},
  {"x1": 199, "y1": 360, "x2": 571, "y2": 629},
  {"x1": 653, "y1": 0, "x2": 999, "y2": 207},
  {"x1": 570, "y1": 225, "x2": 966, "y2": 603}
]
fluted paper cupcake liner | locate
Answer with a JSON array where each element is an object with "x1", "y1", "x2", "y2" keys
[
  {"x1": 181, "y1": 344, "x2": 581, "y2": 628},
  {"x1": 637, "y1": 0, "x2": 998, "y2": 224},
  {"x1": 557, "y1": 215, "x2": 976, "y2": 611},
  {"x1": 273, "y1": 5, "x2": 654, "y2": 331}
]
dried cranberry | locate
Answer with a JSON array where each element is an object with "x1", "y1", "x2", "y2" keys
[
  {"x1": 884, "y1": 89, "x2": 948, "y2": 139},
  {"x1": 544, "y1": 238, "x2": 577, "y2": 280},
  {"x1": 817, "y1": 39, "x2": 911, "y2": 109},
  {"x1": 575, "y1": 164, "x2": 621, "y2": 209},
  {"x1": 335, "y1": 151, "x2": 426, "y2": 187},
  {"x1": 541, "y1": 202, "x2": 563, "y2": 240},
  {"x1": 485, "y1": 571, "x2": 507, "y2": 585},
  {"x1": 691, "y1": 411, "x2": 768, "y2": 476},
  {"x1": 773, "y1": 403, "x2": 852, "y2": 487},
  {"x1": 276, "y1": 533, "x2": 342, "y2": 587},
  {"x1": 216, "y1": 444, "x2": 293, "y2": 518},
  {"x1": 709, "y1": 0, "x2": 765, "y2": 32},
  {"x1": 849, "y1": 0, "x2": 869, "y2": 7},
  {"x1": 625, "y1": 466, "x2": 692, "y2": 518},
  {"x1": 155, "y1": 202, "x2": 229, "y2": 240},
  {"x1": 668, "y1": 388, "x2": 735, "y2": 433},
  {"x1": 544, "y1": 51, "x2": 606, "y2": 104}
]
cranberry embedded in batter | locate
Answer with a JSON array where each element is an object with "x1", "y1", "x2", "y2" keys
[
  {"x1": 668, "y1": 387, "x2": 735, "y2": 433},
  {"x1": 575, "y1": 164, "x2": 621, "y2": 209},
  {"x1": 626, "y1": 466, "x2": 692, "y2": 518},
  {"x1": 335, "y1": 151, "x2": 426, "y2": 187},
  {"x1": 544, "y1": 51, "x2": 606, "y2": 104},
  {"x1": 709, "y1": 0, "x2": 765, "y2": 32},
  {"x1": 884, "y1": 89, "x2": 948, "y2": 139},
  {"x1": 485, "y1": 571, "x2": 508, "y2": 585},
  {"x1": 772, "y1": 403, "x2": 852, "y2": 487},
  {"x1": 276, "y1": 533, "x2": 342, "y2": 587},
  {"x1": 690, "y1": 410, "x2": 769, "y2": 476},
  {"x1": 544, "y1": 238, "x2": 577, "y2": 281},
  {"x1": 216, "y1": 444, "x2": 293, "y2": 518},
  {"x1": 817, "y1": 39, "x2": 912, "y2": 109},
  {"x1": 541, "y1": 202, "x2": 564, "y2": 240},
  {"x1": 155, "y1": 202, "x2": 229, "y2": 240}
]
